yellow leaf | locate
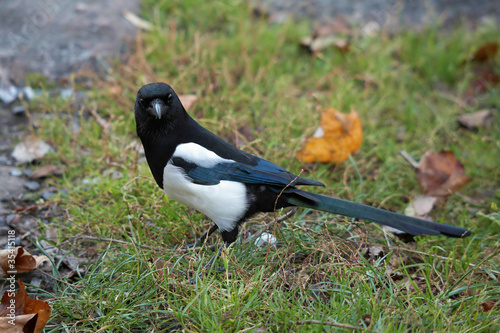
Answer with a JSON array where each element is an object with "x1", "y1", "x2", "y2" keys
[{"x1": 297, "y1": 107, "x2": 363, "y2": 164}]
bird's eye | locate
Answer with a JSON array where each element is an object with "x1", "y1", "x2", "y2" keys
[
  {"x1": 138, "y1": 98, "x2": 145, "y2": 106},
  {"x1": 166, "y1": 93, "x2": 173, "y2": 104}
]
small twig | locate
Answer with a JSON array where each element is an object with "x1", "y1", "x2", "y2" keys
[
  {"x1": 273, "y1": 171, "x2": 303, "y2": 213},
  {"x1": 88, "y1": 106, "x2": 111, "y2": 132},
  {"x1": 35, "y1": 268, "x2": 81, "y2": 288},
  {"x1": 295, "y1": 319, "x2": 368, "y2": 331},
  {"x1": 77, "y1": 235, "x2": 166, "y2": 252},
  {"x1": 265, "y1": 208, "x2": 297, "y2": 228},
  {"x1": 399, "y1": 150, "x2": 419, "y2": 169}
]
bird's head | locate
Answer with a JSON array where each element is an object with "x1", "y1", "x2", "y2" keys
[{"x1": 135, "y1": 83, "x2": 187, "y2": 135}]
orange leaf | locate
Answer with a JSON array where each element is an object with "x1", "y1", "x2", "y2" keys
[
  {"x1": 416, "y1": 151, "x2": 470, "y2": 196},
  {"x1": 297, "y1": 108, "x2": 363, "y2": 164},
  {"x1": 0, "y1": 280, "x2": 51, "y2": 333}
]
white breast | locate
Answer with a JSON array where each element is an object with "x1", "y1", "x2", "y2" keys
[{"x1": 162, "y1": 143, "x2": 248, "y2": 231}]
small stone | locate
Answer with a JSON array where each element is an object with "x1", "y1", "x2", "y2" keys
[
  {"x1": 6, "y1": 214, "x2": 21, "y2": 226},
  {"x1": 82, "y1": 177, "x2": 100, "y2": 185},
  {"x1": 21, "y1": 86, "x2": 35, "y2": 100},
  {"x1": 9, "y1": 168, "x2": 23, "y2": 177},
  {"x1": 254, "y1": 232, "x2": 277, "y2": 248},
  {"x1": 13, "y1": 236, "x2": 22, "y2": 246},
  {"x1": 12, "y1": 105, "x2": 26, "y2": 115},
  {"x1": 109, "y1": 171, "x2": 123, "y2": 179},
  {"x1": 0, "y1": 225, "x2": 10, "y2": 235},
  {"x1": 41, "y1": 190, "x2": 54, "y2": 200},
  {"x1": 23, "y1": 168, "x2": 34, "y2": 177},
  {"x1": 24, "y1": 181, "x2": 40, "y2": 191},
  {"x1": 30, "y1": 277, "x2": 42, "y2": 288},
  {"x1": 10, "y1": 218, "x2": 39, "y2": 234},
  {"x1": 0, "y1": 85, "x2": 18, "y2": 104},
  {"x1": 0, "y1": 215, "x2": 9, "y2": 235},
  {"x1": 12, "y1": 139, "x2": 54, "y2": 164}
]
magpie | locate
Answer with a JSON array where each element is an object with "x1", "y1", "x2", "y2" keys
[{"x1": 134, "y1": 83, "x2": 471, "y2": 269}]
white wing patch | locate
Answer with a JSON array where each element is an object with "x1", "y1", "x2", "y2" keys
[
  {"x1": 173, "y1": 142, "x2": 234, "y2": 168},
  {"x1": 162, "y1": 143, "x2": 248, "y2": 231}
]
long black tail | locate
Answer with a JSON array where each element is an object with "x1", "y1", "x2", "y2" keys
[{"x1": 286, "y1": 191, "x2": 471, "y2": 238}]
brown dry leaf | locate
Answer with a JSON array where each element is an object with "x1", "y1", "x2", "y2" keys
[
  {"x1": 416, "y1": 151, "x2": 470, "y2": 196},
  {"x1": 300, "y1": 18, "x2": 351, "y2": 53},
  {"x1": 480, "y1": 300, "x2": 497, "y2": 312},
  {"x1": 0, "y1": 280, "x2": 51, "y2": 333},
  {"x1": 471, "y1": 42, "x2": 498, "y2": 63},
  {"x1": 29, "y1": 164, "x2": 64, "y2": 179},
  {"x1": 178, "y1": 94, "x2": 197, "y2": 110},
  {"x1": 466, "y1": 68, "x2": 500, "y2": 97},
  {"x1": 297, "y1": 108, "x2": 363, "y2": 164},
  {"x1": 458, "y1": 110, "x2": 494, "y2": 129},
  {"x1": 0, "y1": 248, "x2": 50, "y2": 278}
]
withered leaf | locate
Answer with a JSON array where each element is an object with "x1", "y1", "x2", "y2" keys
[
  {"x1": 0, "y1": 248, "x2": 50, "y2": 278},
  {"x1": 471, "y1": 42, "x2": 498, "y2": 63},
  {"x1": 480, "y1": 300, "x2": 497, "y2": 312},
  {"x1": 458, "y1": 110, "x2": 494, "y2": 129},
  {"x1": 404, "y1": 195, "x2": 438, "y2": 218},
  {"x1": 301, "y1": 17, "x2": 351, "y2": 53},
  {"x1": 466, "y1": 68, "x2": 500, "y2": 97},
  {"x1": 178, "y1": 94, "x2": 197, "y2": 110},
  {"x1": 29, "y1": 164, "x2": 64, "y2": 179},
  {"x1": 416, "y1": 151, "x2": 470, "y2": 196},
  {"x1": 0, "y1": 280, "x2": 51, "y2": 333}
]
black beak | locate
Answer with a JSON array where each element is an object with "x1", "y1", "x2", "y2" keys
[{"x1": 152, "y1": 99, "x2": 165, "y2": 119}]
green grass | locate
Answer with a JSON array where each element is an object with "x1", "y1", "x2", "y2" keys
[{"x1": 21, "y1": 0, "x2": 500, "y2": 331}]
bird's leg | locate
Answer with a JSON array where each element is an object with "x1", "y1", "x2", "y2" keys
[
  {"x1": 202, "y1": 242, "x2": 226, "y2": 271},
  {"x1": 190, "y1": 243, "x2": 226, "y2": 281},
  {"x1": 186, "y1": 223, "x2": 218, "y2": 249}
]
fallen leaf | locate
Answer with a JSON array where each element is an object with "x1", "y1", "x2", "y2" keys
[
  {"x1": 0, "y1": 247, "x2": 50, "y2": 278},
  {"x1": 39, "y1": 240, "x2": 85, "y2": 278},
  {"x1": 471, "y1": 42, "x2": 498, "y2": 63},
  {"x1": 301, "y1": 35, "x2": 350, "y2": 53},
  {"x1": 0, "y1": 279, "x2": 51, "y2": 333},
  {"x1": 297, "y1": 108, "x2": 363, "y2": 164},
  {"x1": 466, "y1": 68, "x2": 500, "y2": 97},
  {"x1": 458, "y1": 110, "x2": 494, "y2": 129},
  {"x1": 416, "y1": 151, "x2": 470, "y2": 196},
  {"x1": 364, "y1": 245, "x2": 384, "y2": 260},
  {"x1": 178, "y1": 94, "x2": 197, "y2": 110},
  {"x1": 480, "y1": 300, "x2": 497, "y2": 312},
  {"x1": 404, "y1": 195, "x2": 438, "y2": 218},
  {"x1": 11, "y1": 140, "x2": 53, "y2": 165},
  {"x1": 0, "y1": 313, "x2": 38, "y2": 333},
  {"x1": 29, "y1": 164, "x2": 64, "y2": 179},
  {"x1": 300, "y1": 17, "x2": 351, "y2": 53}
]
